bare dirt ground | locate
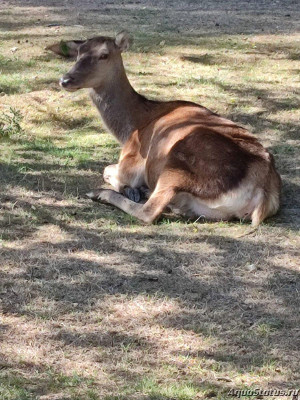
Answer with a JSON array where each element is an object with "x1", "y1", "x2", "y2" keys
[{"x1": 0, "y1": 1, "x2": 299, "y2": 399}]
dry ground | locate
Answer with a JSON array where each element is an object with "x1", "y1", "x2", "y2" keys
[{"x1": 0, "y1": 1, "x2": 299, "y2": 399}]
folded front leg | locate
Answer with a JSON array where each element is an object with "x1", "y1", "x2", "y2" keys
[
  {"x1": 103, "y1": 164, "x2": 121, "y2": 191},
  {"x1": 103, "y1": 164, "x2": 150, "y2": 203},
  {"x1": 86, "y1": 186, "x2": 175, "y2": 223}
]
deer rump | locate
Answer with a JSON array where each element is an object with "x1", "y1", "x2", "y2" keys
[{"x1": 48, "y1": 32, "x2": 281, "y2": 226}]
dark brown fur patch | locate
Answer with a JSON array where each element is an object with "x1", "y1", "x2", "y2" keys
[{"x1": 167, "y1": 128, "x2": 259, "y2": 199}]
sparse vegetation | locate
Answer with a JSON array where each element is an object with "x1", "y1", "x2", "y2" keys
[
  {"x1": 0, "y1": 106, "x2": 23, "y2": 137},
  {"x1": 0, "y1": 1, "x2": 299, "y2": 399}
]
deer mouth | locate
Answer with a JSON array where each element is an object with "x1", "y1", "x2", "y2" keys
[{"x1": 63, "y1": 86, "x2": 79, "y2": 92}]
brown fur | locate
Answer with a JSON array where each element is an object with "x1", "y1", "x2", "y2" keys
[{"x1": 56, "y1": 32, "x2": 281, "y2": 225}]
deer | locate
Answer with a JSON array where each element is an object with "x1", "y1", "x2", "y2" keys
[{"x1": 53, "y1": 31, "x2": 281, "y2": 225}]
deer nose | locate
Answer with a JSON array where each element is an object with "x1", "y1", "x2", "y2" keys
[{"x1": 59, "y1": 75, "x2": 74, "y2": 87}]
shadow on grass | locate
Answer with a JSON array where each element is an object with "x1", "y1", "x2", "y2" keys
[
  {"x1": 0, "y1": 218, "x2": 299, "y2": 396},
  {"x1": 0, "y1": 352, "x2": 227, "y2": 400},
  {"x1": 0, "y1": 355, "x2": 102, "y2": 400},
  {"x1": 1, "y1": 0, "x2": 299, "y2": 97},
  {"x1": 181, "y1": 54, "x2": 216, "y2": 65},
  {"x1": 1, "y1": 121, "x2": 298, "y2": 397},
  {"x1": 3, "y1": 0, "x2": 300, "y2": 37}
]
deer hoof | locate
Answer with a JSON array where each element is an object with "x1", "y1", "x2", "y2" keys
[
  {"x1": 139, "y1": 185, "x2": 151, "y2": 200},
  {"x1": 86, "y1": 189, "x2": 109, "y2": 202},
  {"x1": 123, "y1": 187, "x2": 141, "y2": 203}
]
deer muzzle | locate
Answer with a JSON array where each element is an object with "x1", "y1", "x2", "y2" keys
[{"x1": 59, "y1": 75, "x2": 78, "y2": 91}]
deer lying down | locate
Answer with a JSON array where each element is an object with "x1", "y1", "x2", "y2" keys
[{"x1": 56, "y1": 31, "x2": 281, "y2": 225}]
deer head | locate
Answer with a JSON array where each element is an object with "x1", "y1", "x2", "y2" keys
[{"x1": 57, "y1": 31, "x2": 131, "y2": 91}]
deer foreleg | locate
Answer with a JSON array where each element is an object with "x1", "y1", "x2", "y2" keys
[{"x1": 86, "y1": 186, "x2": 175, "y2": 223}]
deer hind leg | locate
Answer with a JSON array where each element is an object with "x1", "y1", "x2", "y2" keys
[{"x1": 86, "y1": 185, "x2": 175, "y2": 223}]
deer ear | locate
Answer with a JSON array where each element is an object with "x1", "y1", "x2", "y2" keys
[
  {"x1": 115, "y1": 31, "x2": 131, "y2": 52},
  {"x1": 45, "y1": 40, "x2": 85, "y2": 58}
]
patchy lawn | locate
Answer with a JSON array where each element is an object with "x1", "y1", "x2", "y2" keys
[{"x1": 0, "y1": 1, "x2": 299, "y2": 399}]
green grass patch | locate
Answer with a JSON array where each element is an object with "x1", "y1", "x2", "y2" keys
[{"x1": 135, "y1": 377, "x2": 199, "y2": 400}]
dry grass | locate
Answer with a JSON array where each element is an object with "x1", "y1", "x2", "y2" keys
[{"x1": 0, "y1": 1, "x2": 299, "y2": 399}]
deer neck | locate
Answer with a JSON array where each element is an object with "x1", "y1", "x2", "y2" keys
[{"x1": 89, "y1": 66, "x2": 152, "y2": 145}]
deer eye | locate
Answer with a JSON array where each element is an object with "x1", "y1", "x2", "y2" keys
[{"x1": 98, "y1": 53, "x2": 108, "y2": 60}]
